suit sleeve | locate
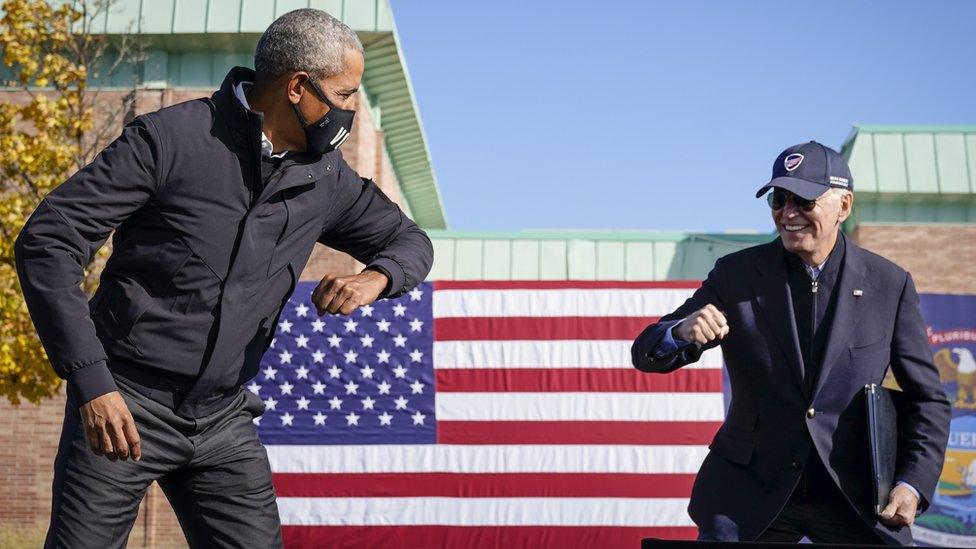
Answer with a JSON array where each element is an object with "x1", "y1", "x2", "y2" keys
[
  {"x1": 632, "y1": 258, "x2": 727, "y2": 373},
  {"x1": 318, "y1": 155, "x2": 433, "y2": 298},
  {"x1": 14, "y1": 116, "x2": 163, "y2": 404},
  {"x1": 889, "y1": 272, "x2": 951, "y2": 511}
]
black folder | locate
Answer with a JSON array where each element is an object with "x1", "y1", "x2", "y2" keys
[{"x1": 864, "y1": 383, "x2": 902, "y2": 515}]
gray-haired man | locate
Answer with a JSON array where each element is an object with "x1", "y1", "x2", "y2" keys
[{"x1": 16, "y1": 9, "x2": 433, "y2": 548}]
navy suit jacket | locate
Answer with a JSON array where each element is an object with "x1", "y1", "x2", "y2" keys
[{"x1": 632, "y1": 235, "x2": 950, "y2": 545}]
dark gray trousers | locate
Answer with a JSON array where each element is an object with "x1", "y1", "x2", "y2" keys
[{"x1": 45, "y1": 380, "x2": 282, "y2": 549}]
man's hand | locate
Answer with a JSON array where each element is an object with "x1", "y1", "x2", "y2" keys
[
  {"x1": 79, "y1": 391, "x2": 141, "y2": 462},
  {"x1": 673, "y1": 304, "x2": 729, "y2": 345},
  {"x1": 311, "y1": 269, "x2": 389, "y2": 315},
  {"x1": 880, "y1": 484, "x2": 920, "y2": 526}
]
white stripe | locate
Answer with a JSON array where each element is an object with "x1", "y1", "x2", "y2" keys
[
  {"x1": 435, "y1": 392, "x2": 724, "y2": 421},
  {"x1": 266, "y1": 444, "x2": 708, "y2": 474},
  {"x1": 434, "y1": 340, "x2": 723, "y2": 369},
  {"x1": 329, "y1": 127, "x2": 348, "y2": 146},
  {"x1": 277, "y1": 496, "x2": 693, "y2": 527},
  {"x1": 333, "y1": 131, "x2": 351, "y2": 149},
  {"x1": 433, "y1": 288, "x2": 696, "y2": 318}
]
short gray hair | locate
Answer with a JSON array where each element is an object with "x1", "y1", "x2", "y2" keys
[{"x1": 254, "y1": 9, "x2": 364, "y2": 82}]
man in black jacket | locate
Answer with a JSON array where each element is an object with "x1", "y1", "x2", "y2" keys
[
  {"x1": 632, "y1": 142, "x2": 949, "y2": 545},
  {"x1": 15, "y1": 9, "x2": 432, "y2": 548}
]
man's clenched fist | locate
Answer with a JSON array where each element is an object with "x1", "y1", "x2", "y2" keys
[
  {"x1": 311, "y1": 269, "x2": 390, "y2": 316},
  {"x1": 80, "y1": 391, "x2": 141, "y2": 462},
  {"x1": 673, "y1": 304, "x2": 729, "y2": 345}
]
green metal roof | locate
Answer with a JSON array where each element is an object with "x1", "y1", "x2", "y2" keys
[
  {"x1": 426, "y1": 230, "x2": 774, "y2": 281},
  {"x1": 841, "y1": 125, "x2": 976, "y2": 196},
  {"x1": 840, "y1": 125, "x2": 976, "y2": 227},
  {"x1": 84, "y1": 0, "x2": 447, "y2": 229}
]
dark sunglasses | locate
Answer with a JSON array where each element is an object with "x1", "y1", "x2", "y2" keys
[{"x1": 767, "y1": 188, "x2": 817, "y2": 212}]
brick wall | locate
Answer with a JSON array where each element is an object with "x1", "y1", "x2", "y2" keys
[
  {"x1": 850, "y1": 224, "x2": 976, "y2": 294},
  {"x1": 0, "y1": 85, "x2": 404, "y2": 547}
]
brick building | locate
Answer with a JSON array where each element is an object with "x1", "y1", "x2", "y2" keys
[{"x1": 2, "y1": 2, "x2": 974, "y2": 548}]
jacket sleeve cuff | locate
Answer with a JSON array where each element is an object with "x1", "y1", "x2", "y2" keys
[
  {"x1": 367, "y1": 257, "x2": 405, "y2": 298},
  {"x1": 67, "y1": 360, "x2": 118, "y2": 405}
]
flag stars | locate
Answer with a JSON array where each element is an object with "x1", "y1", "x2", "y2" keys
[
  {"x1": 278, "y1": 319, "x2": 293, "y2": 333},
  {"x1": 252, "y1": 416, "x2": 261, "y2": 426},
  {"x1": 278, "y1": 350, "x2": 293, "y2": 364},
  {"x1": 296, "y1": 396, "x2": 311, "y2": 410},
  {"x1": 377, "y1": 380, "x2": 392, "y2": 395},
  {"x1": 281, "y1": 412, "x2": 294, "y2": 426},
  {"x1": 410, "y1": 380, "x2": 425, "y2": 394},
  {"x1": 327, "y1": 365, "x2": 343, "y2": 379},
  {"x1": 329, "y1": 396, "x2": 343, "y2": 410},
  {"x1": 360, "y1": 304, "x2": 374, "y2": 317},
  {"x1": 263, "y1": 366, "x2": 278, "y2": 380},
  {"x1": 379, "y1": 412, "x2": 393, "y2": 426},
  {"x1": 410, "y1": 349, "x2": 424, "y2": 363},
  {"x1": 376, "y1": 319, "x2": 391, "y2": 332},
  {"x1": 411, "y1": 411, "x2": 426, "y2": 425},
  {"x1": 344, "y1": 380, "x2": 359, "y2": 395},
  {"x1": 263, "y1": 396, "x2": 278, "y2": 411},
  {"x1": 295, "y1": 334, "x2": 309, "y2": 348},
  {"x1": 409, "y1": 319, "x2": 424, "y2": 333},
  {"x1": 344, "y1": 350, "x2": 359, "y2": 364},
  {"x1": 394, "y1": 396, "x2": 409, "y2": 410},
  {"x1": 295, "y1": 303, "x2": 309, "y2": 317},
  {"x1": 361, "y1": 396, "x2": 376, "y2": 410},
  {"x1": 311, "y1": 318, "x2": 326, "y2": 333},
  {"x1": 392, "y1": 365, "x2": 408, "y2": 379},
  {"x1": 392, "y1": 304, "x2": 406, "y2": 317},
  {"x1": 345, "y1": 412, "x2": 360, "y2": 426},
  {"x1": 279, "y1": 381, "x2": 294, "y2": 395},
  {"x1": 360, "y1": 365, "x2": 375, "y2": 379},
  {"x1": 409, "y1": 287, "x2": 423, "y2": 301},
  {"x1": 313, "y1": 412, "x2": 327, "y2": 425},
  {"x1": 295, "y1": 365, "x2": 309, "y2": 379},
  {"x1": 376, "y1": 350, "x2": 391, "y2": 364},
  {"x1": 359, "y1": 334, "x2": 374, "y2": 347},
  {"x1": 311, "y1": 350, "x2": 325, "y2": 363},
  {"x1": 344, "y1": 319, "x2": 358, "y2": 333},
  {"x1": 327, "y1": 334, "x2": 342, "y2": 348},
  {"x1": 311, "y1": 381, "x2": 326, "y2": 395},
  {"x1": 392, "y1": 334, "x2": 407, "y2": 348},
  {"x1": 247, "y1": 381, "x2": 261, "y2": 395}
]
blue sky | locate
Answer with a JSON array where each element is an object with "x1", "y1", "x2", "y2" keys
[{"x1": 390, "y1": 0, "x2": 976, "y2": 233}]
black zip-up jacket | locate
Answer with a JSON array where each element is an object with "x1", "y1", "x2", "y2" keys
[{"x1": 15, "y1": 67, "x2": 433, "y2": 417}]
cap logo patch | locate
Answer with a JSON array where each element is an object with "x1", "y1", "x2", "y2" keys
[{"x1": 784, "y1": 153, "x2": 804, "y2": 171}]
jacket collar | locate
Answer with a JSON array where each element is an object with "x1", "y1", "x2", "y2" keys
[{"x1": 751, "y1": 232, "x2": 873, "y2": 400}]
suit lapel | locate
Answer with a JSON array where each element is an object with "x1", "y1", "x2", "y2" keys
[
  {"x1": 751, "y1": 241, "x2": 807, "y2": 396},
  {"x1": 811, "y1": 236, "x2": 871, "y2": 400}
]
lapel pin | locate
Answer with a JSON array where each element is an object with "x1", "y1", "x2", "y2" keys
[{"x1": 853, "y1": 289, "x2": 863, "y2": 297}]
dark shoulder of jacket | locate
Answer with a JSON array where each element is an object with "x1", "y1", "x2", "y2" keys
[
  {"x1": 135, "y1": 98, "x2": 217, "y2": 195},
  {"x1": 849, "y1": 240, "x2": 909, "y2": 288}
]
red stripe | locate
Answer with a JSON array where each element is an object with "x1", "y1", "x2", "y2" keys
[
  {"x1": 435, "y1": 316, "x2": 659, "y2": 341},
  {"x1": 438, "y1": 421, "x2": 720, "y2": 445},
  {"x1": 273, "y1": 472, "x2": 696, "y2": 498},
  {"x1": 436, "y1": 368, "x2": 721, "y2": 393},
  {"x1": 434, "y1": 280, "x2": 702, "y2": 290},
  {"x1": 283, "y1": 525, "x2": 697, "y2": 548}
]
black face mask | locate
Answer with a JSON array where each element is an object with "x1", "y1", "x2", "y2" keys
[{"x1": 292, "y1": 78, "x2": 356, "y2": 155}]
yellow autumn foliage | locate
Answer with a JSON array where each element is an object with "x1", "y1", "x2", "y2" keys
[{"x1": 0, "y1": 0, "x2": 110, "y2": 404}]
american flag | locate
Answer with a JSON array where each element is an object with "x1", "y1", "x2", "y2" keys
[{"x1": 254, "y1": 280, "x2": 725, "y2": 548}]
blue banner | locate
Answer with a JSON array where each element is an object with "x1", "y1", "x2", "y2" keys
[{"x1": 913, "y1": 294, "x2": 976, "y2": 547}]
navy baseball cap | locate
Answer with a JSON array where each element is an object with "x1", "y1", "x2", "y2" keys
[{"x1": 755, "y1": 141, "x2": 854, "y2": 200}]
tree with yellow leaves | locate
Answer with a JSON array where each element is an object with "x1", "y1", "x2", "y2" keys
[{"x1": 0, "y1": 0, "x2": 143, "y2": 404}]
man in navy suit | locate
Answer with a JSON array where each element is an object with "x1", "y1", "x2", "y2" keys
[{"x1": 632, "y1": 142, "x2": 950, "y2": 545}]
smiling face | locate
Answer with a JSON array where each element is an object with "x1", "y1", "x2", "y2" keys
[{"x1": 772, "y1": 188, "x2": 853, "y2": 265}]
